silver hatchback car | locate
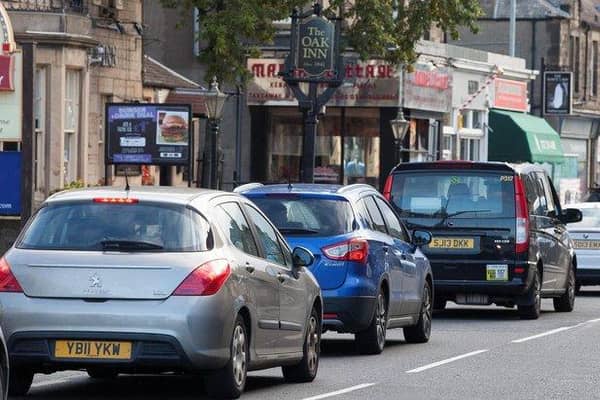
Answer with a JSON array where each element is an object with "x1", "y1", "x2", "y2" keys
[{"x1": 0, "y1": 187, "x2": 322, "y2": 398}]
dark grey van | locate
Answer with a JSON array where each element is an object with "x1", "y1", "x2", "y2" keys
[{"x1": 383, "y1": 161, "x2": 582, "y2": 319}]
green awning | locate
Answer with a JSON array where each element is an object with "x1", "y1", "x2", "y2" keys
[{"x1": 488, "y1": 109, "x2": 565, "y2": 164}]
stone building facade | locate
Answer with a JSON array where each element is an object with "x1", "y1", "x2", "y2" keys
[{"x1": 4, "y1": 0, "x2": 144, "y2": 206}]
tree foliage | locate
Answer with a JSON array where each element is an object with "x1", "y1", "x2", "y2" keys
[{"x1": 160, "y1": 0, "x2": 483, "y2": 84}]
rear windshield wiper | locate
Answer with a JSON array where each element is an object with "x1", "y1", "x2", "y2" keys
[
  {"x1": 277, "y1": 228, "x2": 320, "y2": 235},
  {"x1": 393, "y1": 206, "x2": 435, "y2": 218},
  {"x1": 101, "y1": 240, "x2": 164, "y2": 251},
  {"x1": 434, "y1": 209, "x2": 491, "y2": 227}
]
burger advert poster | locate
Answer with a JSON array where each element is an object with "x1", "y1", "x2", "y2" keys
[{"x1": 106, "y1": 104, "x2": 191, "y2": 165}]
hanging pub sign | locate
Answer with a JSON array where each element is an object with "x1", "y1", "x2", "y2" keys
[
  {"x1": 105, "y1": 103, "x2": 191, "y2": 166},
  {"x1": 282, "y1": 5, "x2": 343, "y2": 84},
  {"x1": 543, "y1": 71, "x2": 572, "y2": 115}
]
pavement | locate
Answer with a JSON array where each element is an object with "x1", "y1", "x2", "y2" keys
[{"x1": 11, "y1": 287, "x2": 600, "y2": 400}]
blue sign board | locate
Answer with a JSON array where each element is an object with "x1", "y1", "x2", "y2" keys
[{"x1": 0, "y1": 151, "x2": 21, "y2": 216}]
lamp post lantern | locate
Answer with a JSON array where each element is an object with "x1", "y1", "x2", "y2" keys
[
  {"x1": 204, "y1": 77, "x2": 228, "y2": 189},
  {"x1": 390, "y1": 65, "x2": 409, "y2": 165}
]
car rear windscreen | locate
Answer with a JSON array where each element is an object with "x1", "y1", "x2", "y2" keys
[
  {"x1": 18, "y1": 201, "x2": 212, "y2": 251},
  {"x1": 252, "y1": 196, "x2": 354, "y2": 236},
  {"x1": 390, "y1": 171, "x2": 516, "y2": 218}
]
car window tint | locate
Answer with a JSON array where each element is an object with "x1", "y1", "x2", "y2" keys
[
  {"x1": 529, "y1": 173, "x2": 550, "y2": 216},
  {"x1": 244, "y1": 205, "x2": 287, "y2": 266},
  {"x1": 214, "y1": 202, "x2": 259, "y2": 257},
  {"x1": 363, "y1": 196, "x2": 387, "y2": 234},
  {"x1": 356, "y1": 199, "x2": 374, "y2": 230},
  {"x1": 537, "y1": 172, "x2": 556, "y2": 213},
  {"x1": 18, "y1": 201, "x2": 212, "y2": 252},
  {"x1": 374, "y1": 196, "x2": 409, "y2": 242}
]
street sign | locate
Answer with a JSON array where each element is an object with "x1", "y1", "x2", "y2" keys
[
  {"x1": 543, "y1": 71, "x2": 572, "y2": 115},
  {"x1": 0, "y1": 151, "x2": 21, "y2": 216},
  {"x1": 294, "y1": 16, "x2": 335, "y2": 79},
  {"x1": 105, "y1": 103, "x2": 191, "y2": 166}
]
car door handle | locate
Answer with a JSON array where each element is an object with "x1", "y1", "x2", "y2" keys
[
  {"x1": 399, "y1": 251, "x2": 407, "y2": 260},
  {"x1": 245, "y1": 263, "x2": 255, "y2": 274},
  {"x1": 554, "y1": 228, "x2": 562, "y2": 234},
  {"x1": 382, "y1": 245, "x2": 389, "y2": 253},
  {"x1": 277, "y1": 273, "x2": 287, "y2": 283}
]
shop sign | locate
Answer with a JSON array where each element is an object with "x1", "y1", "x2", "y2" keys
[
  {"x1": 0, "y1": 54, "x2": 14, "y2": 91},
  {"x1": 494, "y1": 78, "x2": 528, "y2": 112},
  {"x1": 105, "y1": 103, "x2": 191, "y2": 166},
  {"x1": 0, "y1": 51, "x2": 22, "y2": 140},
  {"x1": 295, "y1": 16, "x2": 336, "y2": 79},
  {"x1": 543, "y1": 71, "x2": 572, "y2": 115},
  {"x1": 0, "y1": 151, "x2": 21, "y2": 216},
  {"x1": 247, "y1": 58, "x2": 399, "y2": 107},
  {"x1": 403, "y1": 65, "x2": 452, "y2": 113}
]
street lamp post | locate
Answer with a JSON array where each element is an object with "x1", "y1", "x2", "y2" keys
[
  {"x1": 390, "y1": 65, "x2": 410, "y2": 165},
  {"x1": 204, "y1": 77, "x2": 228, "y2": 190}
]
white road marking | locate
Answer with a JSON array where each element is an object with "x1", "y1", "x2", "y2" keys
[
  {"x1": 301, "y1": 383, "x2": 376, "y2": 400},
  {"x1": 31, "y1": 379, "x2": 71, "y2": 388},
  {"x1": 405, "y1": 349, "x2": 489, "y2": 374},
  {"x1": 511, "y1": 326, "x2": 575, "y2": 343},
  {"x1": 586, "y1": 318, "x2": 600, "y2": 323}
]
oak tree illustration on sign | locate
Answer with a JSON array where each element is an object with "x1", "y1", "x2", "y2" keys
[{"x1": 160, "y1": 0, "x2": 483, "y2": 84}]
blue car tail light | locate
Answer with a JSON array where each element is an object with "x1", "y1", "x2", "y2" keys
[{"x1": 321, "y1": 239, "x2": 369, "y2": 264}]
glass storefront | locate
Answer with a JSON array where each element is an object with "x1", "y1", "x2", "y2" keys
[{"x1": 266, "y1": 107, "x2": 381, "y2": 188}]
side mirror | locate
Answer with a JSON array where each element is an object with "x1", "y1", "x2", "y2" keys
[
  {"x1": 561, "y1": 208, "x2": 583, "y2": 224},
  {"x1": 292, "y1": 246, "x2": 314, "y2": 269},
  {"x1": 412, "y1": 230, "x2": 432, "y2": 247}
]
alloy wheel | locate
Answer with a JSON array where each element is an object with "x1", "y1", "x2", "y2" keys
[
  {"x1": 306, "y1": 315, "x2": 319, "y2": 373},
  {"x1": 232, "y1": 324, "x2": 247, "y2": 388},
  {"x1": 422, "y1": 285, "x2": 432, "y2": 337},
  {"x1": 375, "y1": 293, "x2": 387, "y2": 348}
]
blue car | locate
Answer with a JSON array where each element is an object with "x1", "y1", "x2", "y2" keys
[{"x1": 237, "y1": 183, "x2": 434, "y2": 354}]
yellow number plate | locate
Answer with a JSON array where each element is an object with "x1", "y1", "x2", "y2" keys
[
  {"x1": 429, "y1": 238, "x2": 474, "y2": 249},
  {"x1": 573, "y1": 240, "x2": 600, "y2": 249},
  {"x1": 54, "y1": 340, "x2": 132, "y2": 360}
]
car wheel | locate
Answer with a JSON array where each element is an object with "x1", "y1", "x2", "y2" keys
[
  {"x1": 0, "y1": 361, "x2": 5, "y2": 400},
  {"x1": 575, "y1": 283, "x2": 582, "y2": 295},
  {"x1": 205, "y1": 314, "x2": 248, "y2": 399},
  {"x1": 355, "y1": 290, "x2": 387, "y2": 355},
  {"x1": 8, "y1": 368, "x2": 34, "y2": 396},
  {"x1": 86, "y1": 367, "x2": 119, "y2": 379},
  {"x1": 553, "y1": 266, "x2": 575, "y2": 312},
  {"x1": 518, "y1": 269, "x2": 541, "y2": 320},
  {"x1": 403, "y1": 281, "x2": 433, "y2": 344},
  {"x1": 282, "y1": 306, "x2": 320, "y2": 382}
]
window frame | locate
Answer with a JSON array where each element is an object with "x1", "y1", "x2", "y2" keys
[
  {"x1": 373, "y1": 196, "x2": 411, "y2": 243},
  {"x1": 362, "y1": 195, "x2": 388, "y2": 234},
  {"x1": 214, "y1": 201, "x2": 260, "y2": 258},
  {"x1": 243, "y1": 203, "x2": 290, "y2": 268},
  {"x1": 64, "y1": 69, "x2": 81, "y2": 185}
]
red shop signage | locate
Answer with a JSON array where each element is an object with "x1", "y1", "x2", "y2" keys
[
  {"x1": 0, "y1": 54, "x2": 14, "y2": 91},
  {"x1": 494, "y1": 78, "x2": 527, "y2": 112}
]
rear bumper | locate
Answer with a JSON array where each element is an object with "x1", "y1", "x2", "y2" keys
[
  {"x1": 8, "y1": 331, "x2": 194, "y2": 373},
  {"x1": 434, "y1": 279, "x2": 530, "y2": 297},
  {"x1": 576, "y1": 268, "x2": 600, "y2": 285},
  {"x1": 322, "y1": 296, "x2": 376, "y2": 333},
  {"x1": 0, "y1": 293, "x2": 234, "y2": 372}
]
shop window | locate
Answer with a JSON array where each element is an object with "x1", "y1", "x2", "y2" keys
[
  {"x1": 460, "y1": 138, "x2": 481, "y2": 161},
  {"x1": 34, "y1": 66, "x2": 47, "y2": 193},
  {"x1": 343, "y1": 108, "x2": 380, "y2": 187},
  {"x1": 64, "y1": 70, "x2": 81, "y2": 186},
  {"x1": 443, "y1": 135, "x2": 454, "y2": 160}
]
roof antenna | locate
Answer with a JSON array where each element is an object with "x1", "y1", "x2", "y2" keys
[{"x1": 124, "y1": 167, "x2": 130, "y2": 192}]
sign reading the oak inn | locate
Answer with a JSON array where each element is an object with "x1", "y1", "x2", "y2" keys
[
  {"x1": 247, "y1": 58, "x2": 399, "y2": 107},
  {"x1": 294, "y1": 16, "x2": 335, "y2": 78}
]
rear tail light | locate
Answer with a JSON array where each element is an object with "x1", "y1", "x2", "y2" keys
[
  {"x1": 322, "y1": 239, "x2": 369, "y2": 264},
  {"x1": 514, "y1": 176, "x2": 530, "y2": 254},
  {"x1": 0, "y1": 257, "x2": 24, "y2": 293},
  {"x1": 93, "y1": 198, "x2": 138, "y2": 204},
  {"x1": 514, "y1": 266, "x2": 526, "y2": 274},
  {"x1": 383, "y1": 175, "x2": 393, "y2": 201},
  {"x1": 323, "y1": 313, "x2": 338, "y2": 319},
  {"x1": 173, "y1": 260, "x2": 231, "y2": 296}
]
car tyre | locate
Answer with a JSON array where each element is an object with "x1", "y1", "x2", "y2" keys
[
  {"x1": 553, "y1": 266, "x2": 575, "y2": 312},
  {"x1": 282, "y1": 307, "x2": 320, "y2": 382},
  {"x1": 355, "y1": 290, "x2": 387, "y2": 355},
  {"x1": 205, "y1": 314, "x2": 248, "y2": 399},
  {"x1": 86, "y1": 367, "x2": 119, "y2": 379},
  {"x1": 518, "y1": 269, "x2": 541, "y2": 320},
  {"x1": 575, "y1": 283, "x2": 582, "y2": 295},
  {"x1": 404, "y1": 281, "x2": 433, "y2": 344},
  {"x1": 8, "y1": 368, "x2": 34, "y2": 396}
]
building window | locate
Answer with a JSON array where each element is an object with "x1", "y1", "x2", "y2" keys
[
  {"x1": 574, "y1": 36, "x2": 581, "y2": 93},
  {"x1": 460, "y1": 138, "x2": 481, "y2": 161},
  {"x1": 443, "y1": 135, "x2": 454, "y2": 160},
  {"x1": 64, "y1": 69, "x2": 81, "y2": 185},
  {"x1": 593, "y1": 41, "x2": 598, "y2": 97},
  {"x1": 34, "y1": 66, "x2": 47, "y2": 193}
]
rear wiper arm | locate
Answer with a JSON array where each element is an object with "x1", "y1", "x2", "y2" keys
[
  {"x1": 101, "y1": 240, "x2": 164, "y2": 250},
  {"x1": 435, "y1": 209, "x2": 491, "y2": 227}
]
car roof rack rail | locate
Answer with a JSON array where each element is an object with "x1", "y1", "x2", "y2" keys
[
  {"x1": 233, "y1": 182, "x2": 264, "y2": 193},
  {"x1": 337, "y1": 184, "x2": 375, "y2": 194}
]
